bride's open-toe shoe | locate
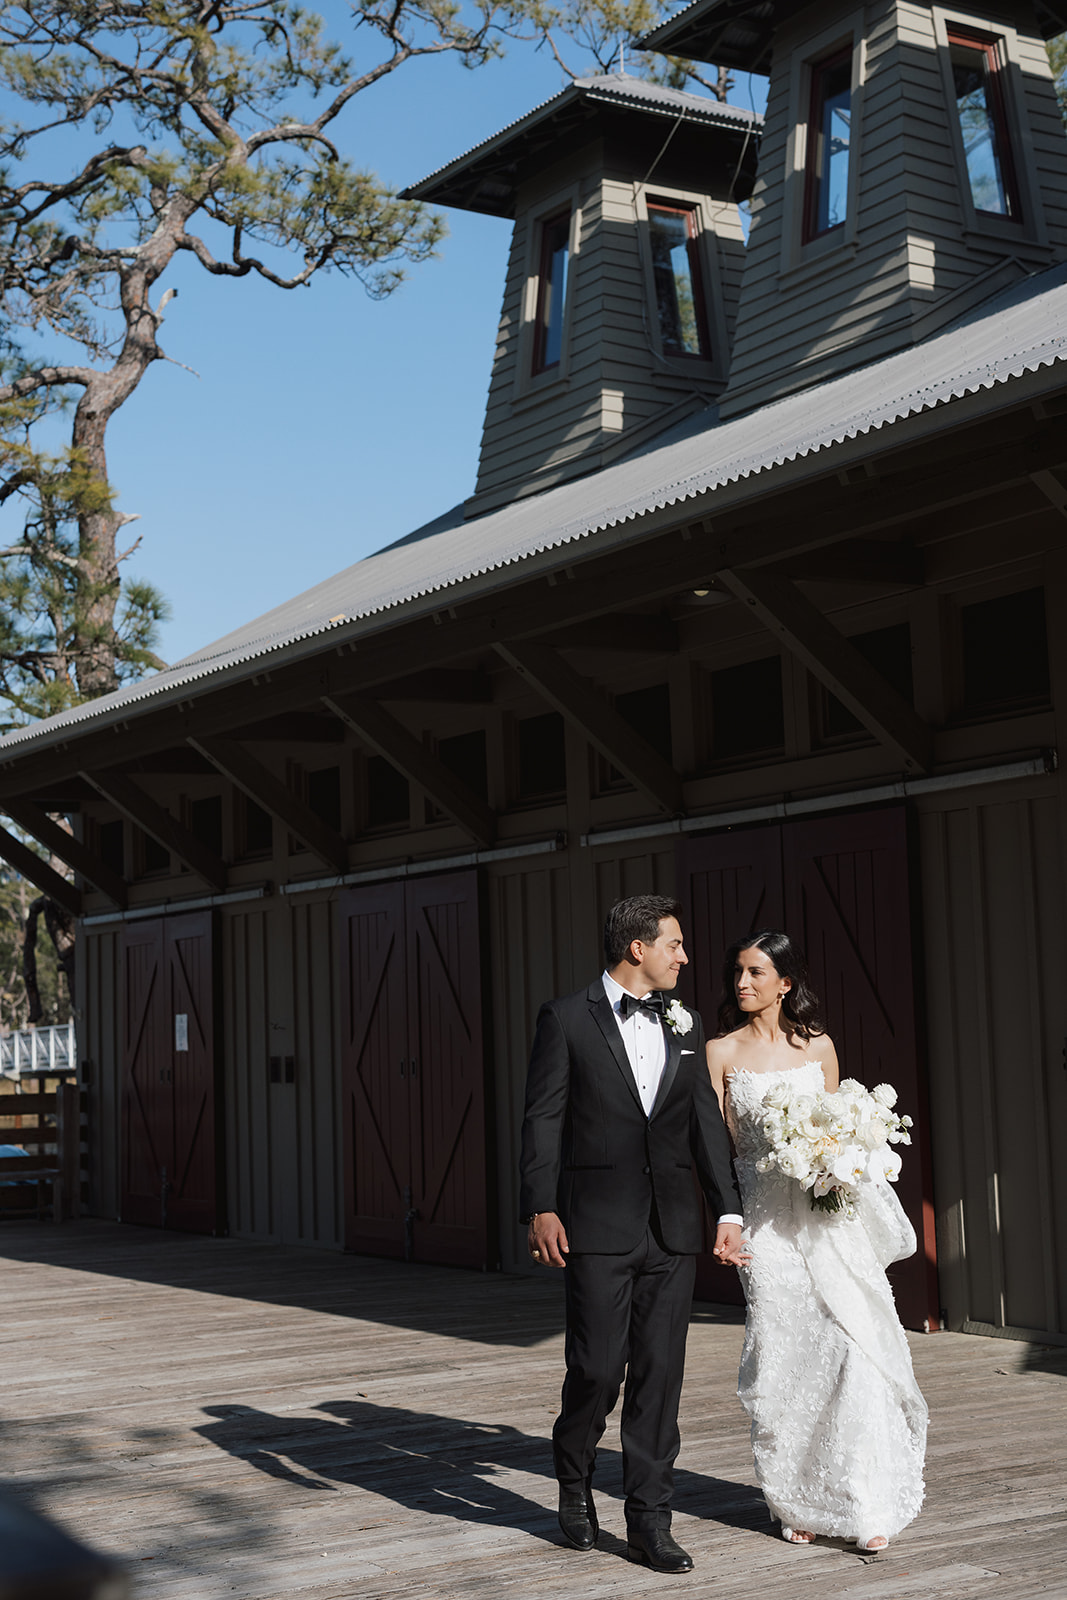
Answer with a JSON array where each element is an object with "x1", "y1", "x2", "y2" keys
[
  {"x1": 857, "y1": 1535, "x2": 889, "y2": 1554},
  {"x1": 781, "y1": 1526, "x2": 816, "y2": 1544}
]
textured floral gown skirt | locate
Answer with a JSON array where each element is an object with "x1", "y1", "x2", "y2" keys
[{"x1": 727, "y1": 1060, "x2": 927, "y2": 1544}]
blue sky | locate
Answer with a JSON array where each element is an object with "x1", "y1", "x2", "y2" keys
[{"x1": 91, "y1": 26, "x2": 767, "y2": 665}]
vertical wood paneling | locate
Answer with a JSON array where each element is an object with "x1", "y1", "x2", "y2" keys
[
  {"x1": 920, "y1": 787, "x2": 1067, "y2": 1337},
  {"x1": 291, "y1": 897, "x2": 342, "y2": 1248},
  {"x1": 83, "y1": 929, "x2": 120, "y2": 1218},
  {"x1": 488, "y1": 862, "x2": 572, "y2": 1270},
  {"x1": 223, "y1": 908, "x2": 274, "y2": 1240}
]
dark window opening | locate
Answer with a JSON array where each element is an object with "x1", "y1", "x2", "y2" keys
[
  {"x1": 241, "y1": 794, "x2": 273, "y2": 856},
  {"x1": 532, "y1": 211, "x2": 570, "y2": 374},
  {"x1": 428, "y1": 730, "x2": 489, "y2": 822},
  {"x1": 601, "y1": 684, "x2": 672, "y2": 788},
  {"x1": 189, "y1": 795, "x2": 223, "y2": 858},
  {"x1": 820, "y1": 623, "x2": 914, "y2": 740},
  {"x1": 647, "y1": 202, "x2": 710, "y2": 359},
  {"x1": 948, "y1": 27, "x2": 1018, "y2": 219},
  {"x1": 366, "y1": 755, "x2": 410, "y2": 829},
  {"x1": 518, "y1": 712, "x2": 567, "y2": 798},
  {"x1": 138, "y1": 828, "x2": 169, "y2": 876},
  {"x1": 711, "y1": 657, "x2": 785, "y2": 760},
  {"x1": 962, "y1": 587, "x2": 1049, "y2": 713},
  {"x1": 307, "y1": 766, "x2": 342, "y2": 833},
  {"x1": 99, "y1": 818, "x2": 124, "y2": 877},
  {"x1": 438, "y1": 730, "x2": 489, "y2": 800},
  {"x1": 616, "y1": 685, "x2": 672, "y2": 763},
  {"x1": 804, "y1": 47, "x2": 852, "y2": 241}
]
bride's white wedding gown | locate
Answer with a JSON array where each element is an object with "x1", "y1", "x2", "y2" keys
[{"x1": 727, "y1": 1060, "x2": 928, "y2": 1544}]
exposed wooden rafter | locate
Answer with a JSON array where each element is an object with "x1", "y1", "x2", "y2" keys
[
  {"x1": 188, "y1": 737, "x2": 348, "y2": 874},
  {"x1": 494, "y1": 641, "x2": 683, "y2": 813},
  {"x1": 719, "y1": 567, "x2": 933, "y2": 772},
  {"x1": 375, "y1": 669, "x2": 493, "y2": 703},
  {"x1": 3, "y1": 799, "x2": 127, "y2": 908},
  {"x1": 768, "y1": 539, "x2": 925, "y2": 586},
  {"x1": 79, "y1": 769, "x2": 228, "y2": 891},
  {"x1": 322, "y1": 693, "x2": 497, "y2": 849},
  {"x1": 0, "y1": 822, "x2": 82, "y2": 915},
  {"x1": 536, "y1": 613, "x2": 678, "y2": 652}
]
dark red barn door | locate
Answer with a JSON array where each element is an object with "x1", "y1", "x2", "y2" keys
[
  {"x1": 678, "y1": 808, "x2": 939, "y2": 1329},
  {"x1": 784, "y1": 810, "x2": 939, "y2": 1329},
  {"x1": 341, "y1": 871, "x2": 489, "y2": 1268},
  {"x1": 121, "y1": 912, "x2": 219, "y2": 1233},
  {"x1": 340, "y1": 882, "x2": 409, "y2": 1259}
]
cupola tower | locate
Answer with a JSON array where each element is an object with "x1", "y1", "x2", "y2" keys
[
  {"x1": 403, "y1": 75, "x2": 760, "y2": 513},
  {"x1": 645, "y1": 0, "x2": 1067, "y2": 416}
]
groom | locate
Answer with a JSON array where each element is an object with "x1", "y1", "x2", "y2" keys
[{"x1": 519, "y1": 895, "x2": 745, "y2": 1574}]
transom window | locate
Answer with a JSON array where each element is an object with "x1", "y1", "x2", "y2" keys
[
  {"x1": 947, "y1": 27, "x2": 1018, "y2": 219},
  {"x1": 646, "y1": 202, "x2": 710, "y2": 359},
  {"x1": 532, "y1": 210, "x2": 570, "y2": 374},
  {"x1": 804, "y1": 47, "x2": 852, "y2": 241}
]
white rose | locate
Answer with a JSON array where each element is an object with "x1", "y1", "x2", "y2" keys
[
  {"x1": 780, "y1": 1147, "x2": 813, "y2": 1181},
  {"x1": 871, "y1": 1082, "x2": 898, "y2": 1109}
]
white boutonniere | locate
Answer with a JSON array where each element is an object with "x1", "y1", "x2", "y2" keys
[{"x1": 665, "y1": 999, "x2": 693, "y2": 1035}]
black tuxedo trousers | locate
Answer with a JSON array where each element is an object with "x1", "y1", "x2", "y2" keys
[{"x1": 518, "y1": 980, "x2": 741, "y2": 1527}]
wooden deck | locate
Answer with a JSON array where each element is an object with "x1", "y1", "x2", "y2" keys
[{"x1": 1, "y1": 1221, "x2": 1064, "y2": 1600}]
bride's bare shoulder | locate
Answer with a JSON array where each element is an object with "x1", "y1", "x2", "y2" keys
[{"x1": 707, "y1": 1025, "x2": 747, "y2": 1056}]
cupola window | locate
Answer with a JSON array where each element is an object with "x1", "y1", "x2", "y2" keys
[
  {"x1": 947, "y1": 27, "x2": 1018, "y2": 219},
  {"x1": 804, "y1": 47, "x2": 852, "y2": 240},
  {"x1": 532, "y1": 210, "x2": 570, "y2": 373},
  {"x1": 647, "y1": 202, "x2": 711, "y2": 358}
]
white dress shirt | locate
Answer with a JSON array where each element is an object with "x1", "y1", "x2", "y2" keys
[
  {"x1": 602, "y1": 968, "x2": 667, "y2": 1116},
  {"x1": 602, "y1": 970, "x2": 743, "y2": 1230}
]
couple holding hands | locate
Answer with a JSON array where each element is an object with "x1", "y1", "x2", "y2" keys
[{"x1": 519, "y1": 894, "x2": 927, "y2": 1573}]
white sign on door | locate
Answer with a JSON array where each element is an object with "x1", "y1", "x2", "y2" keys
[{"x1": 174, "y1": 1013, "x2": 189, "y2": 1052}]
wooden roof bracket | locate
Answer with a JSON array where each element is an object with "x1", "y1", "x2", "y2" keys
[
  {"x1": 188, "y1": 736, "x2": 349, "y2": 875},
  {"x1": 322, "y1": 693, "x2": 498, "y2": 850},
  {"x1": 494, "y1": 640, "x2": 684, "y2": 813},
  {"x1": 0, "y1": 820, "x2": 82, "y2": 916},
  {"x1": 79, "y1": 769, "x2": 228, "y2": 892},
  {"x1": 3, "y1": 799, "x2": 127, "y2": 909},
  {"x1": 719, "y1": 567, "x2": 933, "y2": 773}
]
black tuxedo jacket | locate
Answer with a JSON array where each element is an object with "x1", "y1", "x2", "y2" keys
[{"x1": 518, "y1": 979, "x2": 741, "y2": 1254}]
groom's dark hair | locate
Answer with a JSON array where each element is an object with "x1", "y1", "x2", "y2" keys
[{"x1": 604, "y1": 895, "x2": 683, "y2": 967}]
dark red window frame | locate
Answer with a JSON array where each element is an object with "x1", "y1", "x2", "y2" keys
[
  {"x1": 532, "y1": 209, "x2": 570, "y2": 375},
  {"x1": 946, "y1": 25, "x2": 1021, "y2": 220},
  {"x1": 646, "y1": 199, "x2": 712, "y2": 360},
  {"x1": 802, "y1": 45, "x2": 853, "y2": 244}
]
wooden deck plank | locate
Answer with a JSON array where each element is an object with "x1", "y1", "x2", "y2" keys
[{"x1": 0, "y1": 1221, "x2": 1064, "y2": 1600}]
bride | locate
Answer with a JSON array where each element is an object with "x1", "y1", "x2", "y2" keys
[{"x1": 707, "y1": 929, "x2": 927, "y2": 1553}]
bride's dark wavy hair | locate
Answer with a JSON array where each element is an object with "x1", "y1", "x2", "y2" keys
[{"x1": 716, "y1": 929, "x2": 825, "y2": 1042}]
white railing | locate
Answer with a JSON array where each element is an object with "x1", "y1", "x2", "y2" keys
[{"x1": 0, "y1": 1020, "x2": 77, "y2": 1078}]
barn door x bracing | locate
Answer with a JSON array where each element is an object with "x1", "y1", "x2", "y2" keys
[
  {"x1": 121, "y1": 911, "x2": 220, "y2": 1233},
  {"x1": 679, "y1": 807, "x2": 940, "y2": 1331},
  {"x1": 340, "y1": 871, "x2": 489, "y2": 1269}
]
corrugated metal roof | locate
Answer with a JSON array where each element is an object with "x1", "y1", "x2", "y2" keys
[
  {"x1": 1, "y1": 261, "x2": 1064, "y2": 756},
  {"x1": 401, "y1": 72, "x2": 759, "y2": 202}
]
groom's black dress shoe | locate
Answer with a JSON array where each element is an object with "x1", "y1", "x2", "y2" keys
[
  {"x1": 626, "y1": 1528, "x2": 694, "y2": 1573},
  {"x1": 558, "y1": 1485, "x2": 598, "y2": 1550}
]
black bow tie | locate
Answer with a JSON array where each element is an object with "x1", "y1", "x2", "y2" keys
[{"x1": 618, "y1": 991, "x2": 665, "y2": 1021}]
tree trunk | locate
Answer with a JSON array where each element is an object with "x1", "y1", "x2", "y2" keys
[
  {"x1": 71, "y1": 390, "x2": 124, "y2": 698},
  {"x1": 69, "y1": 199, "x2": 193, "y2": 696},
  {"x1": 23, "y1": 895, "x2": 44, "y2": 1024}
]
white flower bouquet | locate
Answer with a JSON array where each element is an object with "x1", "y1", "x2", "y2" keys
[{"x1": 756, "y1": 1077, "x2": 913, "y2": 1215}]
